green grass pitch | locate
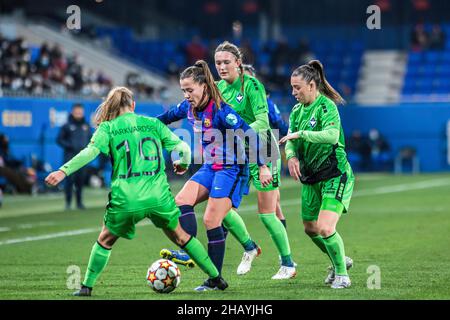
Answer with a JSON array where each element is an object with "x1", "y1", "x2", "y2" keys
[{"x1": 1, "y1": 173, "x2": 449, "y2": 300}]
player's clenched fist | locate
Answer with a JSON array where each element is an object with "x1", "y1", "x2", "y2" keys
[{"x1": 45, "y1": 170, "x2": 66, "y2": 186}]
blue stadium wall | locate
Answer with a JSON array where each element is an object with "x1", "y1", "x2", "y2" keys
[{"x1": 1, "y1": 97, "x2": 449, "y2": 172}]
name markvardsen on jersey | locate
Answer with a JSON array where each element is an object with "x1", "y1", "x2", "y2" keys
[{"x1": 111, "y1": 125, "x2": 153, "y2": 136}]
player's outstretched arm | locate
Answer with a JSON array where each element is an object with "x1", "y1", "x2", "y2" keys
[{"x1": 45, "y1": 145, "x2": 101, "y2": 186}]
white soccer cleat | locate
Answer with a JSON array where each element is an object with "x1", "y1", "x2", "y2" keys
[
  {"x1": 237, "y1": 246, "x2": 261, "y2": 275},
  {"x1": 331, "y1": 275, "x2": 351, "y2": 289},
  {"x1": 324, "y1": 256, "x2": 353, "y2": 285},
  {"x1": 271, "y1": 266, "x2": 297, "y2": 280}
]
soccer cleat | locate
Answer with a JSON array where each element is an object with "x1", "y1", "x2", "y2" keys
[
  {"x1": 160, "y1": 248, "x2": 195, "y2": 268},
  {"x1": 271, "y1": 266, "x2": 297, "y2": 280},
  {"x1": 236, "y1": 246, "x2": 262, "y2": 275},
  {"x1": 73, "y1": 285, "x2": 92, "y2": 296},
  {"x1": 324, "y1": 256, "x2": 353, "y2": 285},
  {"x1": 194, "y1": 276, "x2": 229, "y2": 292},
  {"x1": 331, "y1": 275, "x2": 351, "y2": 289}
]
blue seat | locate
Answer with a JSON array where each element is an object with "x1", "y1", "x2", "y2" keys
[
  {"x1": 425, "y1": 51, "x2": 441, "y2": 62},
  {"x1": 408, "y1": 52, "x2": 423, "y2": 64}
]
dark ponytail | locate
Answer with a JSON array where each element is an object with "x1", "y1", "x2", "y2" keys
[
  {"x1": 180, "y1": 60, "x2": 224, "y2": 119},
  {"x1": 292, "y1": 60, "x2": 345, "y2": 105}
]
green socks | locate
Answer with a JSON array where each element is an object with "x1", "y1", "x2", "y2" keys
[
  {"x1": 323, "y1": 232, "x2": 347, "y2": 275},
  {"x1": 258, "y1": 213, "x2": 293, "y2": 266},
  {"x1": 223, "y1": 209, "x2": 255, "y2": 251},
  {"x1": 83, "y1": 241, "x2": 111, "y2": 288},
  {"x1": 310, "y1": 234, "x2": 334, "y2": 266},
  {"x1": 182, "y1": 236, "x2": 219, "y2": 279}
]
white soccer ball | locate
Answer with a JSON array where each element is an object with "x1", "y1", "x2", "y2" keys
[{"x1": 146, "y1": 259, "x2": 181, "y2": 293}]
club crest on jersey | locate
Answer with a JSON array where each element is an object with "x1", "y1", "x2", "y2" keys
[
  {"x1": 236, "y1": 93, "x2": 244, "y2": 103},
  {"x1": 310, "y1": 117, "x2": 317, "y2": 128},
  {"x1": 203, "y1": 118, "x2": 211, "y2": 128},
  {"x1": 225, "y1": 113, "x2": 238, "y2": 126}
]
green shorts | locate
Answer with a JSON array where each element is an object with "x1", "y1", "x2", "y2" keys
[
  {"x1": 104, "y1": 192, "x2": 180, "y2": 240},
  {"x1": 301, "y1": 166, "x2": 355, "y2": 222},
  {"x1": 249, "y1": 158, "x2": 281, "y2": 192}
]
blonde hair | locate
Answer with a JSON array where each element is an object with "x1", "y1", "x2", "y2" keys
[
  {"x1": 94, "y1": 87, "x2": 134, "y2": 125},
  {"x1": 215, "y1": 41, "x2": 245, "y2": 92}
]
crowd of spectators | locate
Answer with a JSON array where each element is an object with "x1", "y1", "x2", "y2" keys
[
  {"x1": 0, "y1": 33, "x2": 114, "y2": 97},
  {"x1": 164, "y1": 35, "x2": 316, "y2": 96},
  {"x1": 411, "y1": 23, "x2": 446, "y2": 51},
  {"x1": 346, "y1": 129, "x2": 392, "y2": 172}
]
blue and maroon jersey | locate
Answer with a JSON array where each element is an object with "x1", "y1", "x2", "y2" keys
[
  {"x1": 157, "y1": 99, "x2": 264, "y2": 168},
  {"x1": 267, "y1": 97, "x2": 288, "y2": 137}
]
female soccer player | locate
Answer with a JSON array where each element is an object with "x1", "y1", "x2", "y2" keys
[
  {"x1": 242, "y1": 64, "x2": 289, "y2": 229},
  {"x1": 158, "y1": 60, "x2": 272, "y2": 289},
  {"x1": 45, "y1": 86, "x2": 227, "y2": 296},
  {"x1": 214, "y1": 41, "x2": 296, "y2": 279},
  {"x1": 279, "y1": 60, "x2": 354, "y2": 289}
]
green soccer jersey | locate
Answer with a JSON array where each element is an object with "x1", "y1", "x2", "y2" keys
[
  {"x1": 217, "y1": 74, "x2": 280, "y2": 164},
  {"x1": 285, "y1": 94, "x2": 349, "y2": 184},
  {"x1": 60, "y1": 112, "x2": 190, "y2": 212},
  {"x1": 217, "y1": 74, "x2": 269, "y2": 129}
]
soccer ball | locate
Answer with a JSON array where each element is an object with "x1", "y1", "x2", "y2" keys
[{"x1": 146, "y1": 259, "x2": 181, "y2": 293}]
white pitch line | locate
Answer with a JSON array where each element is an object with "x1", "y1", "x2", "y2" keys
[
  {"x1": 1, "y1": 178, "x2": 449, "y2": 246},
  {"x1": 237, "y1": 177, "x2": 450, "y2": 212},
  {"x1": 0, "y1": 228, "x2": 101, "y2": 246}
]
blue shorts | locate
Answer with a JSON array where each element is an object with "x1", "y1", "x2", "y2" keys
[{"x1": 190, "y1": 164, "x2": 249, "y2": 208}]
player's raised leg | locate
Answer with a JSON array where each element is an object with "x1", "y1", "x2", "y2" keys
[
  {"x1": 73, "y1": 225, "x2": 119, "y2": 296},
  {"x1": 160, "y1": 180, "x2": 209, "y2": 268},
  {"x1": 163, "y1": 222, "x2": 227, "y2": 290}
]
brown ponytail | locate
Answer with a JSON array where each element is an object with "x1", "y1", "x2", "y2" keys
[
  {"x1": 94, "y1": 86, "x2": 134, "y2": 126},
  {"x1": 215, "y1": 41, "x2": 245, "y2": 93},
  {"x1": 292, "y1": 60, "x2": 345, "y2": 105},
  {"x1": 180, "y1": 60, "x2": 224, "y2": 119}
]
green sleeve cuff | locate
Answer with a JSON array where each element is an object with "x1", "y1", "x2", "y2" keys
[
  {"x1": 59, "y1": 144, "x2": 100, "y2": 176},
  {"x1": 173, "y1": 140, "x2": 191, "y2": 167},
  {"x1": 249, "y1": 112, "x2": 270, "y2": 132}
]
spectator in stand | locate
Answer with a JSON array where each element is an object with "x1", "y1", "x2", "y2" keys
[
  {"x1": 368, "y1": 128, "x2": 391, "y2": 171},
  {"x1": 292, "y1": 39, "x2": 315, "y2": 66},
  {"x1": 240, "y1": 39, "x2": 255, "y2": 65},
  {"x1": 428, "y1": 24, "x2": 446, "y2": 50},
  {"x1": 185, "y1": 35, "x2": 208, "y2": 65},
  {"x1": 346, "y1": 130, "x2": 371, "y2": 171},
  {"x1": 0, "y1": 133, "x2": 36, "y2": 194},
  {"x1": 411, "y1": 22, "x2": 429, "y2": 51},
  {"x1": 57, "y1": 104, "x2": 92, "y2": 210}
]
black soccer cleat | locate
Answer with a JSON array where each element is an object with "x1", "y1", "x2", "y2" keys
[
  {"x1": 73, "y1": 285, "x2": 92, "y2": 297},
  {"x1": 194, "y1": 276, "x2": 228, "y2": 291}
]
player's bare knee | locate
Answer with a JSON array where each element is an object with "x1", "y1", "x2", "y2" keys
[
  {"x1": 318, "y1": 226, "x2": 335, "y2": 238},
  {"x1": 175, "y1": 194, "x2": 186, "y2": 206},
  {"x1": 203, "y1": 215, "x2": 220, "y2": 230},
  {"x1": 304, "y1": 227, "x2": 317, "y2": 237}
]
